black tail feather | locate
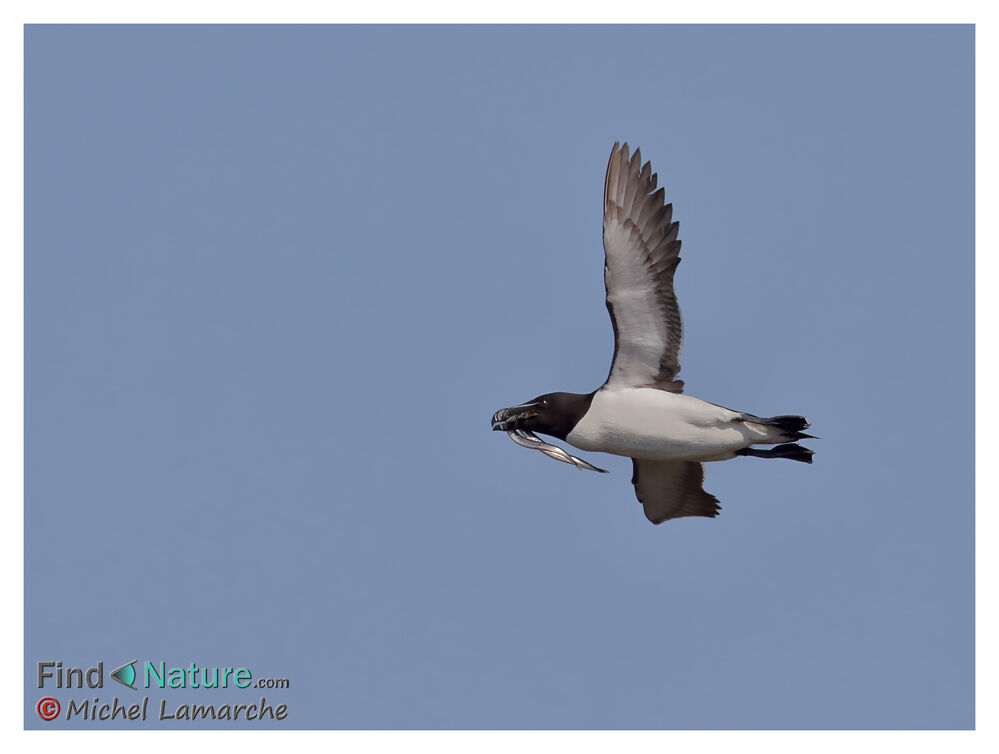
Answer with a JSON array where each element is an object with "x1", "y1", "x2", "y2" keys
[
  {"x1": 759, "y1": 414, "x2": 810, "y2": 433},
  {"x1": 745, "y1": 413, "x2": 814, "y2": 442}
]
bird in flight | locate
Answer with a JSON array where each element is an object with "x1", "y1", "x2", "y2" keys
[{"x1": 491, "y1": 143, "x2": 813, "y2": 525}]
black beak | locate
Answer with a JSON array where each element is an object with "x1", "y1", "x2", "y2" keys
[{"x1": 491, "y1": 403, "x2": 539, "y2": 431}]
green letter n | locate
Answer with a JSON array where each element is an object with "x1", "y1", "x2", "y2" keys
[{"x1": 145, "y1": 662, "x2": 166, "y2": 688}]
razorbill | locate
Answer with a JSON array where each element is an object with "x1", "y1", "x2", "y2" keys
[{"x1": 491, "y1": 143, "x2": 813, "y2": 525}]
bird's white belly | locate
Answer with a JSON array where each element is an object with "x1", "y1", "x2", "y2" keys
[{"x1": 566, "y1": 388, "x2": 748, "y2": 461}]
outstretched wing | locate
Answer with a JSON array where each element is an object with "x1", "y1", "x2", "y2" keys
[
  {"x1": 602, "y1": 142, "x2": 685, "y2": 392},
  {"x1": 631, "y1": 459, "x2": 720, "y2": 524}
]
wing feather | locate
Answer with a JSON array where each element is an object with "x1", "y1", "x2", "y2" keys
[
  {"x1": 602, "y1": 142, "x2": 685, "y2": 392},
  {"x1": 631, "y1": 459, "x2": 721, "y2": 524}
]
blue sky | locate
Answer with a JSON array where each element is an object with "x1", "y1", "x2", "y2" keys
[{"x1": 24, "y1": 25, "x2": 973, "y2": 729}]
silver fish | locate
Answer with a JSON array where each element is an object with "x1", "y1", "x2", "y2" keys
[{"x1": 506, "y1": 430, "x2": 608, "y2": 473}]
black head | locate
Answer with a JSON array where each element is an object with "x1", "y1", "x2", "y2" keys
[{"x1": 490, "y1": 392, "x2": 595, "y2": 441}]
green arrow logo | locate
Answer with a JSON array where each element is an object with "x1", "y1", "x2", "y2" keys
[{"x1": 110, "y1": 660, "x2": 138, "y2": 689}]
